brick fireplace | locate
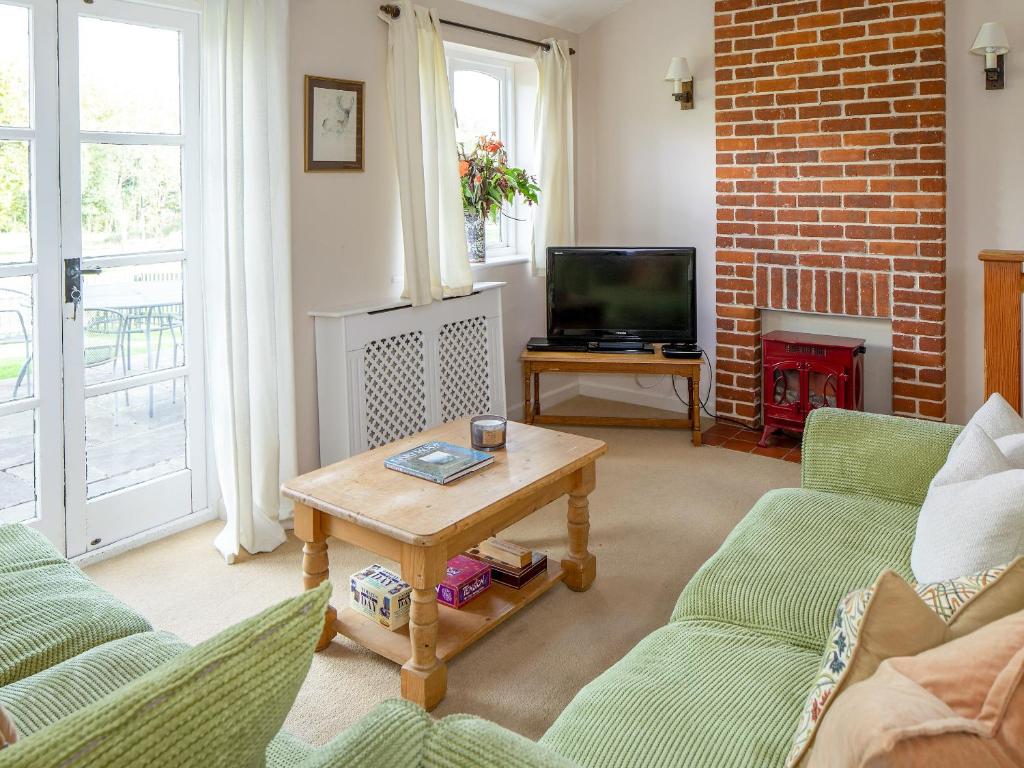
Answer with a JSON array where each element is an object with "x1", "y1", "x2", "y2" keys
[{"x1": 714, "y1": 0, "x2": 946, "y2": 425}]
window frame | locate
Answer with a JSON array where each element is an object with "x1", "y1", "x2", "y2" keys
[{"x1": 446, "y1": 46, "x2": 519, "y2": 259}]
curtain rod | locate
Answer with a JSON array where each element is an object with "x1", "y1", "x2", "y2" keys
[{"x1": 378, "y1": 4, "x2": 577, "y2": 56}]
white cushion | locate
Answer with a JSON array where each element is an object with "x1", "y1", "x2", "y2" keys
[
  {"x1": 953, "y1": 393, "x2": 1024, "y2": 448},
  {"x1": 911, "y1": 424, "x2": 1024, "y2": 582},
  {"x1": 996, "y1": 433, "x2": 1024, "y2": 469}
]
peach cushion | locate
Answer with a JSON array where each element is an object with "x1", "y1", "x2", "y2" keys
[
  {"x1": 808, "y1": 609, "x2": 1024, "y2": 767},
  {"x1": 0, "y1": 704, "x2": 16, "y2": 749}
]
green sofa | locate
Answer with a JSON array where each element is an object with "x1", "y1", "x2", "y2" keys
[{"x1": 0, "y1": 410, "x2": 960, "y2": 767}]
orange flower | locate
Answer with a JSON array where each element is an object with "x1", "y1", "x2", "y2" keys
[{"x1": 459, "y1": 160, "x2": 471, "y2": 177}]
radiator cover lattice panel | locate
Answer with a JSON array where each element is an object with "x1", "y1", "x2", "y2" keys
[
  {"x1": 438, "y1": 316, "x2": 491, "y2": 422},
  {"x1": 363, "y1": 331, "x2": 428, "y2": 449}
]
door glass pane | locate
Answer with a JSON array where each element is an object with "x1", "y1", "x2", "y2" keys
[
  {"x1": 79, "y1": 18, "x2": 181, "y2": 134},
  {"x1": 0, "y1": 5, "x2": 31, "y2": 128},
  {"x1": 82, "y1": 262, "x2": 184, "y2": 385},
  {"x1": 0, "y1": 275, "x2": 33, "y2": 402},
  {"x1": 0, "y1": 140, "x2": 32, "y2": 264},
  {"x1": 86, "y1": 377, "x2": 186, "y2": 498},
  {"x1": 0, "y1": 409, "x2": 36, "y2": 523},
  {"x1": 80, "y1": 143, "x2": 182, "y2": 256}
]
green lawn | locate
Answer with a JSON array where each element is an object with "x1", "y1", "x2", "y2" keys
[{"x1": 0, "y1": 334, "x2": 170, "y2": 386}]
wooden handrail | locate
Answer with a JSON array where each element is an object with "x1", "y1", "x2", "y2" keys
[
  {"x1": 979, "y1": 250, "x2": 1024, "y2": 263},
  {"x1": 980, "y1": 250, "x2": 1024, "y2": 411}
]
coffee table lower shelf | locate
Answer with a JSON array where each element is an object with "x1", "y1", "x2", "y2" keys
[{"x1": 334, "y1": 564, "x2": 568, "y2": 665}]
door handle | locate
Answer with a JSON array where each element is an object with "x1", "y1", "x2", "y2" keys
[{"x1": 64, "y1": 259, "x2": 102, "y2": 320}]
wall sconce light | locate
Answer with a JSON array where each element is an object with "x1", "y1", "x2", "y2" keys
[
  {"x1": 971, "y1": 22, "x2": 1010, "y2": 90},
  {"x1": 665, "y1": 57, "x2": 694, "y2": 110}
]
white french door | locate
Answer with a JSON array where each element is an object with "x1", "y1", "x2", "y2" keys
[{"x1": 0, "y1": 0, "x2": 206, "y2": 556}]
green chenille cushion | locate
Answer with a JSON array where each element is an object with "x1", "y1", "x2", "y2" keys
[
  {"x1": 801, "y1": 409, "x2": 960, "y2": 507},
  {"x1": 297, "y1": 699, "x2": 431, "y2": 768},
  {"x1": 298, "y1": 699, "x2": 576, "y2": 768},
  {"x1": 266, "y1": 731, "x2": 315, "y2": 767},
  {"x1": 540, "y1": 621, "x2": 819, "y2": 768},
  {"x1": 671, "y1": 488, "x2": 920, "y2": 648},
  {"x1": 0, "y1": 630, "x2": 187, "y2": 737},
  {"x1": 425, "y1": 714, "x2": 580, "y2": 768},
  {"x1": 0, "y1": 582, "x2": 332, "y2": 768},
  {"x1": 0, "y1": 524, "x2": 152, "y2": 686}
]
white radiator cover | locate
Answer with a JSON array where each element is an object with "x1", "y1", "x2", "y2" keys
[{"x1": 313, "y1": 282, "x2": 507, "y2": 465}]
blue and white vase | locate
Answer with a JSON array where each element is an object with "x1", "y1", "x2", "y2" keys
[{"x1": 464, "y1": 211, "x2": 486, "y2": 264}]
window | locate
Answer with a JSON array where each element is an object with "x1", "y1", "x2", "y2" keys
[{"x1": 446, "y1": 44, "x2": 537, "y2": 262}]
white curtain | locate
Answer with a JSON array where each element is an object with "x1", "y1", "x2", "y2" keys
[
  {"x1": 379, "y1": 0, "x2": 473, "y2": 307},
  {"x1": 533, "y1": 40, "x2": 575, "y2": 276},
  {"x1": 202, "y1": 0, "x2": 298, "y2": 563}
]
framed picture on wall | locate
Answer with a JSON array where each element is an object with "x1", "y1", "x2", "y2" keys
[{"x1": 305, "y1": 75, "x2": 364, "y2": 172}]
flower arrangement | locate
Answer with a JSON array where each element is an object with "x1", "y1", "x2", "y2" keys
[{"x1": 458, "y1": 134, "x2": 540, "y2": 262}]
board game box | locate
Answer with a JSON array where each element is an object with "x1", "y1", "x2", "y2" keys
[
  {"x1": 436, "y1": 555, "x2": 491, "y2": 608},
  {"x1": 350, "y1": 564, "x2": 412, "y2": 631}
]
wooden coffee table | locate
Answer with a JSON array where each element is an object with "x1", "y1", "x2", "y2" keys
[{"x1": 281, "y1": 419, "x2": 607, "y2": 710}]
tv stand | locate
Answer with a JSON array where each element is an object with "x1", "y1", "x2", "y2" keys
[
  {"x1": 588, "y1": 341, "x2": 654, "y2": 354},
  {"x1": 520, "y1": 344, "x2": 702, "y2": 447}
]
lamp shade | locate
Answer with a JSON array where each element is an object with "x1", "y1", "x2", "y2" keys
[
  {"x1": 971, "y1": 22, "x2": 1010, "y2": 56},
  {"x1": 664, "y1": 57, "x2": 692, "y2": 83}
]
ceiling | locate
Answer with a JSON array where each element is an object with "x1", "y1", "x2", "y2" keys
[{"x1": 458, "y1": 0, "x2": 630, "y2": 34}]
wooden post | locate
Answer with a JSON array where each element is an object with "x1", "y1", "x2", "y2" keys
[
  {"x1": 980, "y1": 250, "x2": 1024, "y2": 413},
  {"x1": 562, "y1": 463, "x2": 597, "y2": 592},
  {"x1": 294, "y1": 503, "x2": 338, "y2": 652},
  {"x1": 399, "y1": 545, "x2": 448, "y2": 710},
  {"x1": 533, "y1": 372, "x2": 541, "y2": 416},
  {"x1": 690, "y1": 373, "x2": 702, "y2": 447},
  {"x1": 522, "y1": 365, "x2": 532, "y2": 424}
]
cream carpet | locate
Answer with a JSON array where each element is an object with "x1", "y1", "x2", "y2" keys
[{"x1": 84, "y1": 397, "x2": 800, "y2": 747}]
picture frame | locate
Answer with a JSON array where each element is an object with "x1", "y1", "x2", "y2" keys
[{"x1": 304, "y1": 75, "x2": 365, "y2": 172}]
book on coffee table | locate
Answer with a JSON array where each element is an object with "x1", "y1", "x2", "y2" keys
[
  {"x1": 385, "y1": 441, "x2": 493, "y2": 485},
  {"x1": 466, "y1": 548, "x2": 549, "y2": 589}
]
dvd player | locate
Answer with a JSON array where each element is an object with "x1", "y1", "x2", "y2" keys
[
  {"x1": 526, "y1": 337, "x2": 589, "y2": 353},
  {"x1": 526, "y1": 337, "x2": 656, "y2": 354}
]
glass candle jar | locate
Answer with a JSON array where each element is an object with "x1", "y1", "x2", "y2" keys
[{"x1": 471, "y1": 415, "x2": 508, "y2": 452}]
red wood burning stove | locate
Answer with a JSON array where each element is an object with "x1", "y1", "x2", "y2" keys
[{"x1": 759, "y1": 330, "x2": 866, "y2": 448}]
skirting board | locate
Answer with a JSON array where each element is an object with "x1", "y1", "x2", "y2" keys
[
  {"x1": 508, "y1": 380, "x2": 579, "y2": 421},
  {"x1": 72, "y1": 507, "x2": 218, "y2": 568},
  {"x1": 510, "y1": 378, "x2": 693, "y2": 420},
  {"x1": 578, "y1": 379, "x2": 690, "y2": 415}
]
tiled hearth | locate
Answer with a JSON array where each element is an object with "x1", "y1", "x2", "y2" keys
[{"x1": 704, "y1": 422, "x2": 802, "y2": 463}]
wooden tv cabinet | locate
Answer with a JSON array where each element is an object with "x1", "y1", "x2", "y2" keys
[{"x1": 520, "y1": 345, "x2": 702, "y2": 447}]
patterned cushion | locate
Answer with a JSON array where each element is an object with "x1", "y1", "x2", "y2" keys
[
  {"x1": 914, "y1": 561, "x2": 1012, "y2": 620},
  {"x1": 787, "y1": 560, "x2": 1024, "y2": 767},
  {"x1": 0, "y1": 525, "x2": 151, "y2": 686},
  {"x1": 0, "y1": 583, "x2": 332, "y2": 768}
]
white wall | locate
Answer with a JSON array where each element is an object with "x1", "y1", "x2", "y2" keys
[
  {"x1": 290, "y1": 0, "x2": 577, "y2": 472},
  {"x1": 947, "y1": 2, "x2": 1024, "y2": 425},
  {"x1": 575, "y1": 0, "x2": 717, "y2": 415}
]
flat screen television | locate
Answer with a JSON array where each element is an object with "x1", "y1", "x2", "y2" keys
[{"x1": 547, "y1": 247, "x2": 697, "y2": 344}]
